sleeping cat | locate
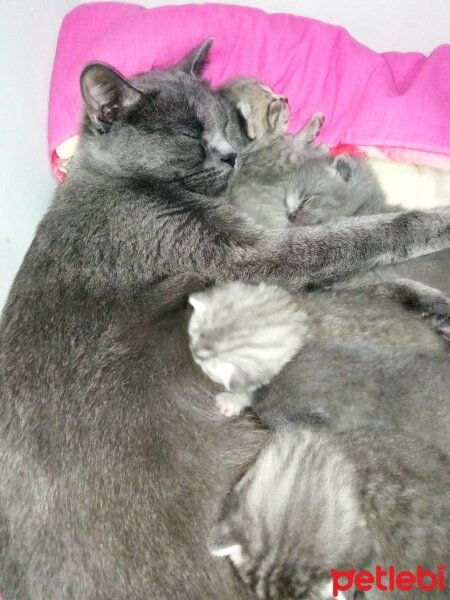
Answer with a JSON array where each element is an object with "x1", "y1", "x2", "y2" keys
[
  {"x1": 284, "y1": 152, "x2": 397, "y2": 226},
  {"x1": 189, "y1": 282, "x2": 309, "y2": 416},
  {"x1": 209, "y1": 424, "x2": 450, "y2": 600},
  {"x1": 222, "y1": 78, "x2": 450, "y2": 299},
  {"x1": 220, "y1": 77, "x2": 325, "y2": 228},
  {"x1": 220, "y1": 77, "x2": 450, "y2": 361},
  {"x1": 2, "y1": 39, "x2": 450, "y2": 599},
  {"x1": 188, "y1": 281, "x2": 450, "y2": 454}
]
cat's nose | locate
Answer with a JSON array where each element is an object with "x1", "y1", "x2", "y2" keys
[
  {"x1": 288, "y1": 212, "x2": 303, "y2": 225},
  {"x1": 221, "y1": 152, "x2": 237, "y2": 169}
]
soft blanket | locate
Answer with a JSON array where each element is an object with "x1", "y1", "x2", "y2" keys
[{"x1": 49, "y1": 2, "x2": 450, "y2": 181}]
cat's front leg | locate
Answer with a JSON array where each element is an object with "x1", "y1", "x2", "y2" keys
[
  {"x1": 228, "y1": 210, "x2": 450, "y2": 290},
  {"x1": 335, "y1": 278, "x2": 450, "y2": 318}
]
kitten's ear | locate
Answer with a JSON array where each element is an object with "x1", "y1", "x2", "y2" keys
[
  {"x1": 332, "y1": 154, "x2": 356, "y2": 183},
  {"x1": 177, "y1": 38, "x2": 214, "y2": 76},
  {"x1": 267, "y1": 98, "x2": 287, "y2": 132},
  {"x1": 80, "y1": 63, "x2": 142, "y2": 131},
  {"x1": 236, "y1": 101, "x2": 258, "y2": 140},
  {"x1": 208, "y1": 522, "x2": 241, "y2": 558},
  {"x1": 188, "y1": 293, "x2": 207, "y2": 315}
]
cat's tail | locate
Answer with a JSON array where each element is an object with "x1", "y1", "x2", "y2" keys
[{"x1": 188, "y1": 281, "x2": 308, "y2": 392}]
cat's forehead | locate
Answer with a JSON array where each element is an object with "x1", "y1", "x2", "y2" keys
[{"x1": 132, "y1": 69, "x2": 223, "y2": 117}]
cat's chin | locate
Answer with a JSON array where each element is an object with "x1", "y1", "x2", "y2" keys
[{"x1": 186, "y1": 168, "x2": 235, "y2": 196}]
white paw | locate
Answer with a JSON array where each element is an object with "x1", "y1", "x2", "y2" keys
[{"x1": 216, "y1": 394, "x2": 242, "y2": 417}]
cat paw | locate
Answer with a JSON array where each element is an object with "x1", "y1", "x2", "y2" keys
[
  {"x1": 311, "y1": 112, "x2": 325, "y2": 128},
  {"x1": 215, "y1": 392, "x2": 250, "y2": 417}
]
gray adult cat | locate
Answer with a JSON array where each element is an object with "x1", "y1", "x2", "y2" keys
[
  {"x1": 1, "y1": 39, "x2": 450, "y2": 599},
  {"x1": 209, "y1": 424, "x2": 450, "y2": 600}
]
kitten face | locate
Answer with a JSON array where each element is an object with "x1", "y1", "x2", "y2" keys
[
  {"x1": 208, "y1": 428, "x2": 372, "y2": 600},
  {"x1": 220, "y1": 77, "x2": 289, "y2": 141},
  {"x1": 286, "y1": 155, "x2": 359, "y2": 226},
  {"x1": 188, "y1": 282, "x2": 308, "y2": 392},
  {"x1": 80, "y1": 41, "x2": 237, "y2": 195}
]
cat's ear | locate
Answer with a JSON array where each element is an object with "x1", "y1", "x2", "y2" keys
[
  {"x1": 236, "y1": 101, "x2": 258, "y2": 140},
  {"x1": 208, "y1": 522, "x2": 241, "y2": 559},
  {"x1": 267, "y1": 98, "x2": 288, "y2": 132},
  {"x1": 80, "y1": 63, "x2": 142, "y2": 131},
  {"x1": 188, "y1": 293, "x2": 207, "y2": 315},
  {"x1": 177, "y1": 38, "x2": 214, "y2": 76},
  {"x1": 332, "y1": 154, "x2": 356, "y2": 183}
]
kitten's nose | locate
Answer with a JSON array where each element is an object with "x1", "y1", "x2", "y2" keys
[
  {"x1": 221, "y1": 152, "x2": 237, "y2": 168},
  {"x1": 288, "y1": 212, "x2": 303, "y2": 226}
]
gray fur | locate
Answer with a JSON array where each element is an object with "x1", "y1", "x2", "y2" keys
[
  {"x1": 189, "y1": 282, "x2": 309, "y2": 415},
  {"x1": 1, "y1": 41, "x2": 450, "y2": 599},
  {"x1": 210, "y1": 425, "x2": 450, "y2": 599},
  {"x1": 188, "y1": 278, "x2": 450, "y2": 419},
  {"x1": 220, "y1": 78, "x2": 325, "y2": 229},
  {"x1": 285, "y1": 153, "x2": 397, "y2": 226},
  {"x1": 188, "y1": 281, "x2": 450, "y2": 453}
]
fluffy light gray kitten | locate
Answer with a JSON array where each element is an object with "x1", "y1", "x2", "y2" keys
[
  {"x1": 189, "y1": 282, "x2": 308, "y2": 415},
  {"x1": 209, "y1": 424, "x2": 450, "y2": 600}
]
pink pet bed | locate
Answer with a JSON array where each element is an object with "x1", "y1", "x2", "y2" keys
[{"x1": 49, "y1": 2, "x2": 450, "y2": 180}]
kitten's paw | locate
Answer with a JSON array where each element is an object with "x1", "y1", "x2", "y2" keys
[
  {"x1": 307, "y1": 113, "x2": 324, "y2": 140},
  {"x1": 311, "y1": 112, "x2": 325, "y2": 128},
  {"x1": 216, "y1": 392, "x2": 251, "y2": 417}
]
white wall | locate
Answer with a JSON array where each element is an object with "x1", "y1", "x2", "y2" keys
[{"x1": 1, "y1": 0, "x2": 449, "y2": 308}]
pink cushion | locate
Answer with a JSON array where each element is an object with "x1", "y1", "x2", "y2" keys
[{"x1": 49, "y1": 2, "x2": 450, "y2": 171}]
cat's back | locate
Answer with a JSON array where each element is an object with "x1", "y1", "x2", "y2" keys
[
  {"x1": 0, "y1": 278, "x2": 260, "y2": 599},
  {"x1": 298, "y1": 286, "x2": 446, "y2": 353}
]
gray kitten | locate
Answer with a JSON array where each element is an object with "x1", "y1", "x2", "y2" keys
[
  {"x1": 209, "y1": 424, "x2": 450, "y2": 600},
  {"x1": 189, "y1": 277, "x2": 450, "y2": 416},
  {"x1": 220, "y1": 82, "x2": 450, "y2": 341},
  {"x1": 1, "y1": 39, "x2": 450, "y2": 599},
  {"x1": 284, "y1": 150, "x2": 450, "y2": 301},
  {"x1": 286, "y1": 152, "x2": 401, "y2": 226},
  {"x1": 189, "y1": 281, "x2": 450, "y2": 453},
  {"x1": 220, "y1": 77, "x2": 325, "y2": 228}
]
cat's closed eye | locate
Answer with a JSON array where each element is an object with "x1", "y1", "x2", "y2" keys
[{"x1": 180, "y1": 129, "x2": 201, "y2": 139}]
